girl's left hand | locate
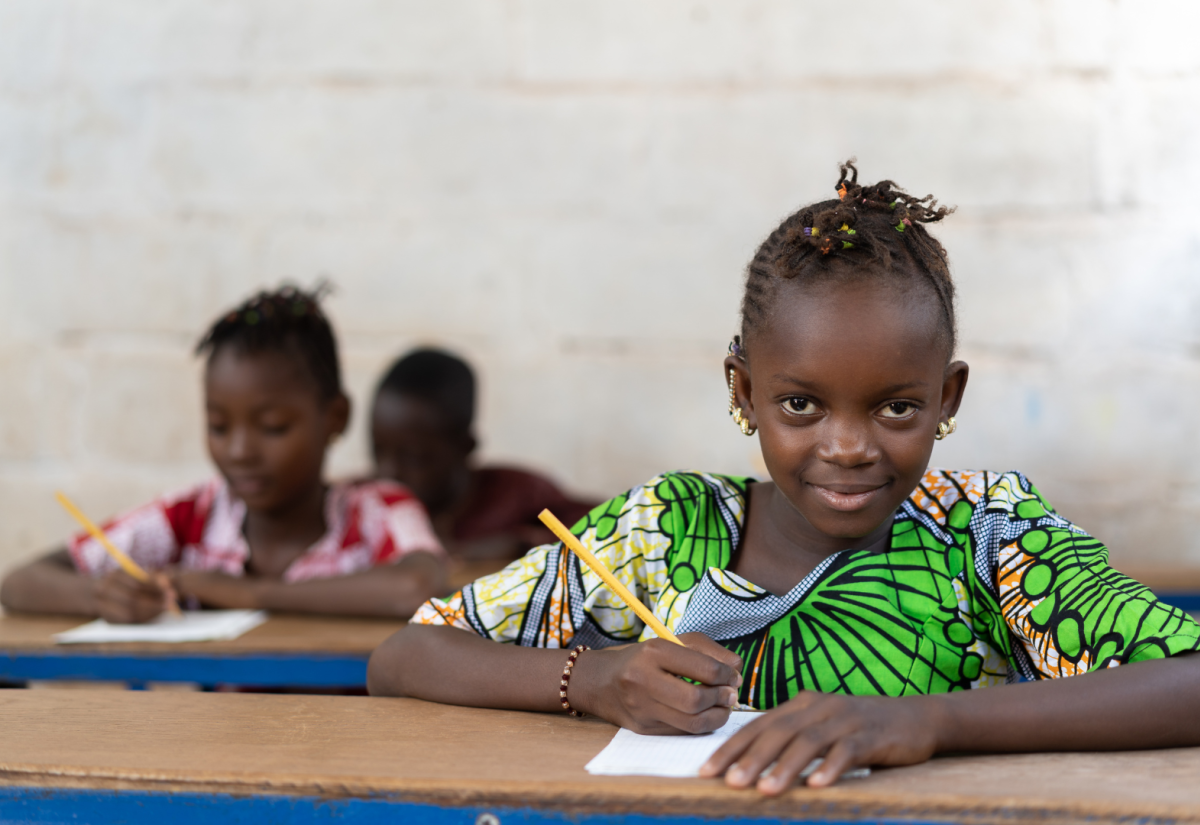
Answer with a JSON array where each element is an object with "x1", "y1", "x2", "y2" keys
[
  {"x1": 699, "y1": 691, "x2": 941, "y2": 795},
  {"x1": 171, "y1": 570, "x2": 262, "y2": 609}
]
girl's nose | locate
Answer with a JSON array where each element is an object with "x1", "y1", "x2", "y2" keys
[
  {"x1": 227, "y1": 428, "x2": 257, "y2": 462},
  {"x1": 814, "y1": 417, "x2": 881, "y2": 468}
]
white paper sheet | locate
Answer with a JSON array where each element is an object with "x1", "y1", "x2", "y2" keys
[
  {"x1": 585, "y1": 711, "x2": 870, "y2": 782},
  {"x1": 54, "y1": 609, "x2": 268, "y2": 644}
]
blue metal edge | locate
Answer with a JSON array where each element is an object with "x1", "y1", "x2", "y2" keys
[
  {"x1": 0, "y1": 787, "x2": 958, "y2": 825},
  {"x1": 0, "y1": 652, "x2": 368, "y2": 687},
  {"x1": 1153, "y1": 592, "x2": 1200, "y2": 613}
]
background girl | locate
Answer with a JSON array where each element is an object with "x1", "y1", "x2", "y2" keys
[
  {"x1": 1, "y1": 286, "x2": 446, "y2": 622},
  {"x1": 368, "y1": 163, "x2": 1200, "y2": 792}
]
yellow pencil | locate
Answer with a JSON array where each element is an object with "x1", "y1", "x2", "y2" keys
[
  {"x1": 538, "y1": 509, "x2": 754, "y2": 711},
  {"x1": 55, "y1": 491, "x2": 152, "y2": 584},
  {"x1": 56, "y1": 491, "x2": 181, "y2": 616},
  {"x1": 539, "y1": 508, "x2": 684, "y2": 646}
]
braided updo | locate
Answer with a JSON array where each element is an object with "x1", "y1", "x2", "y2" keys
[
  {"x1": 196, "y1": 284, "x2": 343, "y2": 400},
  {"x1": 740, "y1": 161, "x2": 957, "y2": 359}
]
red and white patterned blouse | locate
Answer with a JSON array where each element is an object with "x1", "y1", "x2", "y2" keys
[{"x1": 68, "y1": 478, "x2": 444, "y2": 582}]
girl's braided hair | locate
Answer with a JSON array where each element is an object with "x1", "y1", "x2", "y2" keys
[
  {"x1": 196, "y1": 284, "x2": 343, "y2": 400},
  {"x1": 740, "y1": 160, "x2": 957, "y2": 357}
]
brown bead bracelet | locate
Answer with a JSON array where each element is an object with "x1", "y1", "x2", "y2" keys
[{"x1": 559, "y1": 644, "x2": 590, "y2": 717}]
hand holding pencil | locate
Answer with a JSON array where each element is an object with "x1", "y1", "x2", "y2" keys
[
  {"x1": 56, "y1": 491, "x2": 181, "y2": 621},
  {"x1": 538, "y1": 509, "x2": 751, "y2": 730}
]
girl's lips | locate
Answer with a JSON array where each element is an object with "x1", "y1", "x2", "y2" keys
[
  {"x1": 808, "y1": 483, "x2": 886, "y2": 512},
  {"x1": 229, "y1": 477, "x2": 269, "y2": 496}
]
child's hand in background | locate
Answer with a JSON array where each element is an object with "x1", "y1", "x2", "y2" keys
[
  {"x1": 699, "y1": 690, "x2": 938, "y2": 794},
  {"x1": 171, "y1": 569, "x2": 260, "y2": 610},
  {"x1": 570, "y1": 632, "x2": 743, "y2": 735},
  {"x1": 92, "y1": 569, "x2": 175, "y2": 624}
]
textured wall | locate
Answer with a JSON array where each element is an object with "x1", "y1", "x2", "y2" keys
[{"x1": 2, "y1": 0, "x2": 1200, "y2": 572}]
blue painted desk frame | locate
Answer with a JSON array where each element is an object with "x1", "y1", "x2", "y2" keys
[
  {"x1": 0, "y1": 789, "x2": 960, "y2": 825},
  {"x1": 1155, "y1": 592, "x2": 1200, "y2": 613},
  {"x1": 0, "y1": 649, "x2": 368, "y2": 687},
  {"x1": 0, "y1": 613, "x2": 403, "y2": 688}
]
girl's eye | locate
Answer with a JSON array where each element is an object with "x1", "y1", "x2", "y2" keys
[
  {"x1": 261, "y1": 422, "x2": 292, "y2": 436},
  {"x1": 782, "y1": 397, "x2": 818, "y2": 416},
  {"x1": 879, "y1": 402, "x2": 918, "y2": 419}
]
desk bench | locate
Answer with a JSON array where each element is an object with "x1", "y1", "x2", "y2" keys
[
  {"x1": 1, "y1": 690, "x2": 1198, "y2": 825},
  {"x1": 1119, "y1": 566, "x2": 1200, "y2": 613},
  {"x1": 1, "y1": 561, "x2": 1196, "y2": 689},
  {"x1": 0, "y1": 613, "x2": 403, "y2": 688}
]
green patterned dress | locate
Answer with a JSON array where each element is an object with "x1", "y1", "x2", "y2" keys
[{"x1": 412, "y1": 470, "x2": 1200, "y2": 709}]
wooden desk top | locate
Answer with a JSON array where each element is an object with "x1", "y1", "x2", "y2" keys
[
  {"x1": 447, "y1": 558, "x2": 512, "y2": 592},
  {"x1": 0, "y1": 555, "x2": 500, "y2": 658},
  {"x1": 0, "y1": 613, "x2": 403, "y2": 655},
  {"x1": 0, "y1": 690, "x2": 1197, "y2": 823},
  {"x1": 1116, "y1": 565, "x2": 1200, "y2": 593}
]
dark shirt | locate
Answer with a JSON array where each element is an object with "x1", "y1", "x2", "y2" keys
[{"x1": 453, "y1": 466, "x2": 596, "y2": 547}]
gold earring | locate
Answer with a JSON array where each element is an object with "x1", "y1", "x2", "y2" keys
[
  {"x1": 727, "y1": 369, "x2": 756, "y2": 436},
  {"x1": 935, "y1": 416, "x2": 957, "y2": 440}
]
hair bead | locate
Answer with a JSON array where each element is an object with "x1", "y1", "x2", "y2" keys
[
  {"x1": 196, "y1": 283, "x2": 342, "y2": 400},
  {"x1": 738, "y1": 160, "x2": 958, "y2": 356}
]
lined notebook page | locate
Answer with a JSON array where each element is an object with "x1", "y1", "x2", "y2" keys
[
  {"x1": 586, "y1": 711, "x2": 870, "y2": 781},
  {"x1": 54, "y1": 610, "x2": 268, "y2": 644}
]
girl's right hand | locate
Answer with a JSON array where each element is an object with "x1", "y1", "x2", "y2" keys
[
  {"x1": 92, "y1": 570, "x2": 175, "y2": 624},
  {"x1": 570, "y1": 632, "x2": 743, "y2": 734}
]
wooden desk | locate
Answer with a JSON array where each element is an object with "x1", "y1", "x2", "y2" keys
[
  {"x1": 2, "y1": 564, "x2": 1193, "y2": 690},
  {"x1": 0, "y1": 690, "x2": 1198, "y2": 825},
  {"x1": 0, "y1": 613, "x2": 403, "y2": 688}
]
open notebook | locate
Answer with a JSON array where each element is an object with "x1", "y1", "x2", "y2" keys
[
  {"x1": 54, "y1": 610, "x2": 268, "y2": 644},
  {"x1": 586, "y1": 710, "x2": 871, "y2": 781}
]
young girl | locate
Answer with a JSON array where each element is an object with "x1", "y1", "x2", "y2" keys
[
  {"x1": 0, "y1": 286, "x2": 446, "y2": 622},
  {"x1": 368, "y1": 164, "x2": 1200, "y2": 792}
]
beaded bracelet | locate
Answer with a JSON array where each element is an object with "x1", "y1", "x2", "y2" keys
[{"x1": 559, "y1": 644, "x2": 590, "y2": 717}]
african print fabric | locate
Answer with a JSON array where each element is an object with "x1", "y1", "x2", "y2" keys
[{"x1": 412, "y1": 470, "x2": 1200, "y2": 709}]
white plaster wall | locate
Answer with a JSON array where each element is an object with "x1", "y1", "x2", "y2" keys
[{"x1": 2, "y1": 0, "x2": 1200, "y2": 571}]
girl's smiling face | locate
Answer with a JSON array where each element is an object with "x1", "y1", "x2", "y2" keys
[{"x1": 729, "y1": 277, "x2": 968, "y2": 544}]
